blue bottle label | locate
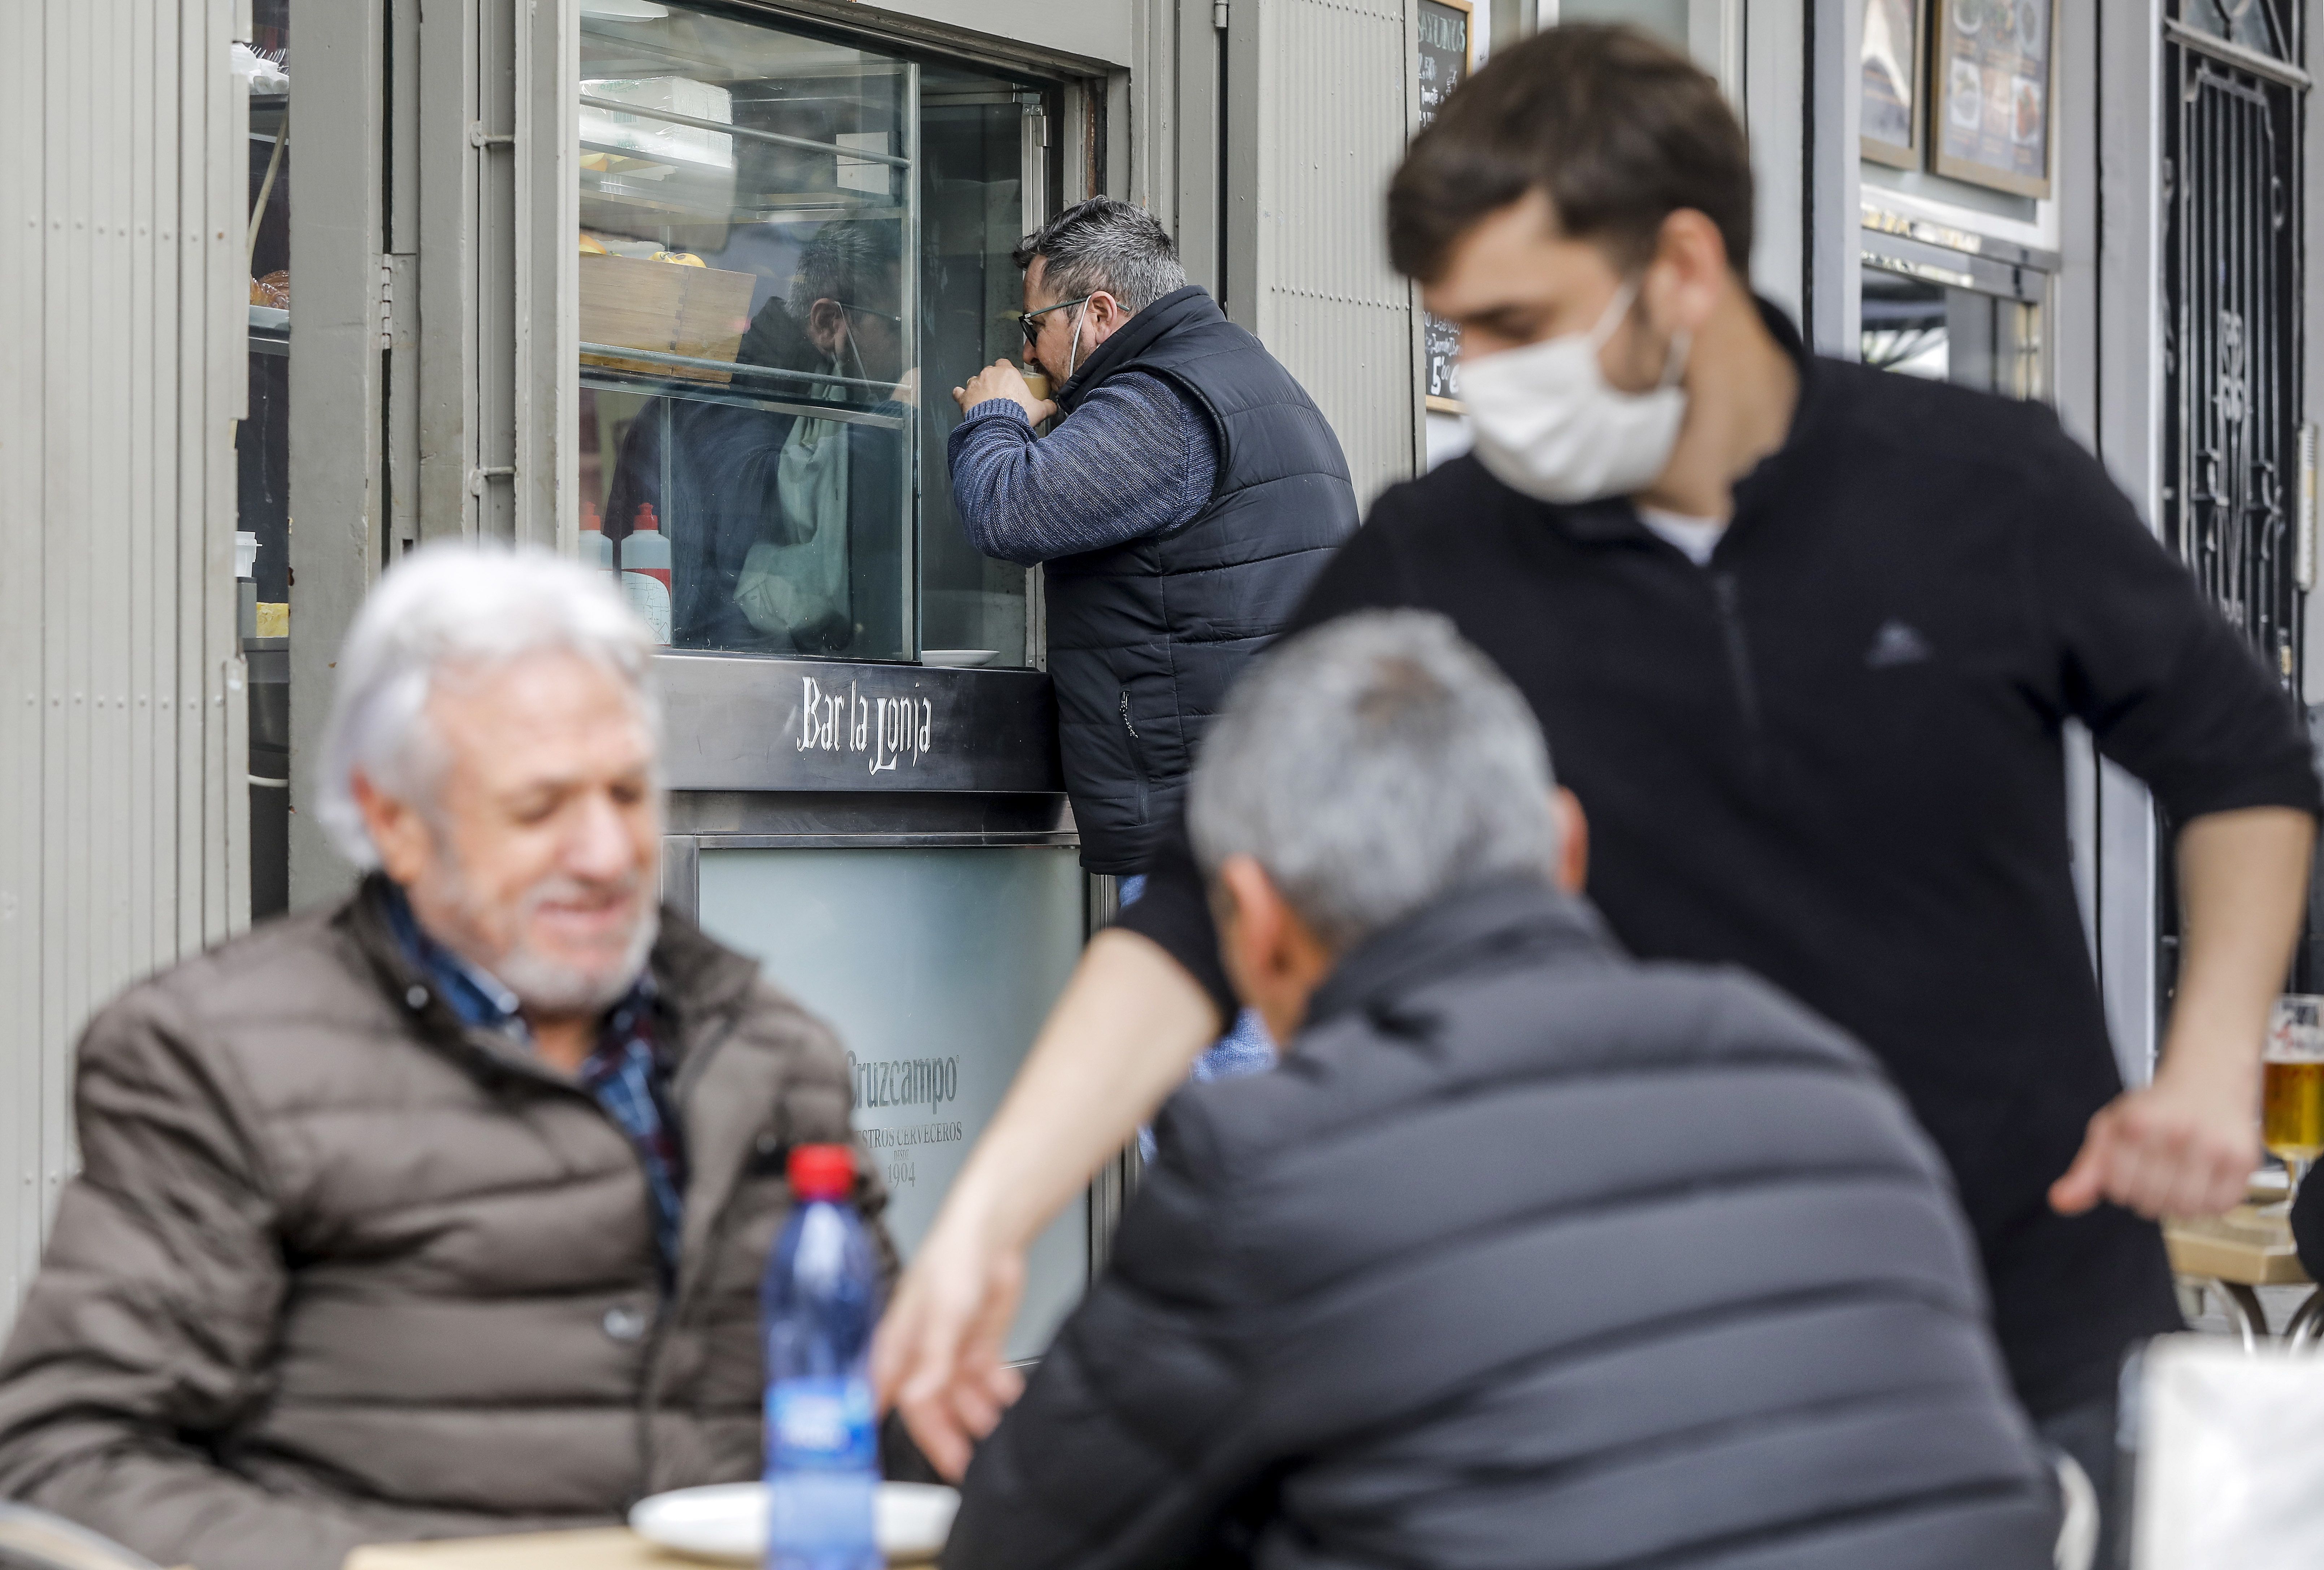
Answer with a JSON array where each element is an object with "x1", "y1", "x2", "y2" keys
[{"x1": 767, "y1": 1376, "x2": 876, "y2": 1470}]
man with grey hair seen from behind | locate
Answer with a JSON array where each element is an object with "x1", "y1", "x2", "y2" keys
[
  {"x1": 0, "y1": 543, "x2": 894, "y2": 1570},
  {"x1": 946, "y1": 197, "x2": 1359, "y2": 1082},
  {"x1": 942, "y1": 610, "x2": 2059, "y2": 1570}
]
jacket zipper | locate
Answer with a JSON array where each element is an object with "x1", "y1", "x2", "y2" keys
[
  {"x1": 633, "y1": 1009, "x2": 742, "y2": 1499},
  {"x1": 1120, "y1": 690, "x2": 1151, "y2": 821},
  {"x1": 1709, "y1": 572, "x2": 1764, "y2": 743}
]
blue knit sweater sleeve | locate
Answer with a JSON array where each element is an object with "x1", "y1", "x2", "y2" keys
[{"x1": 944, "y1": 371, "x2": 1220, "y2": 567}]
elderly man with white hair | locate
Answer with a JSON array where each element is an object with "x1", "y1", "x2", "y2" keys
[{"x1": 0, "y1": 545, "x2": 892, "y2": 1570}]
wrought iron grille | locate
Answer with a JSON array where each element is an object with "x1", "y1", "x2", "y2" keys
[
  {"x1": 2159, "y1": 1, "x2": 2309, "y2": 1003},
  {"x1": 2163, "y1": 1, "x2": 2305, "y2": 690}
]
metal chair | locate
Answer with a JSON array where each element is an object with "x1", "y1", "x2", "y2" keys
[
  {"x1": 2050, "y1": 1450, "x2": 2099, "y2": 1570},
  {"x1": 2282, "y1": 1286, "x2": 2324, "y2": 1351},
  {"x1": 0, "y1": 1506, "x2": 162, "y2": 1570}
]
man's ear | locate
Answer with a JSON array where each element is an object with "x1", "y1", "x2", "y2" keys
[
  {"x1": 354, "y1": 770, "x2": 434, "y2": 890},
  {"x1": 806, "y1": 297, "x2": 848, "y2": 355},
  {"x1": 1218, "y1": 854, "x2": 1287, "y2": 985},
  {"x1": 1551, "y1": 787, "x2": 1589, "y2": 894},
  {"x1": 1088, "y1": 291, "x2": 1128, "y2": 333},
  {"x1": 1645, "y1": 208, "x2": 1729, "y2": 338}
]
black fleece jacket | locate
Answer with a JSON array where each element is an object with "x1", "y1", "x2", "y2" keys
[{"x1": 1118, "y1": 305, "x2": 2322, "y2": 1418}]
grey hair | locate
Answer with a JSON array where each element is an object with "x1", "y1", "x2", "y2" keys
[
  {"x1": 1187, "y1": 611, "x2": 1561, "y2": 951},
  {"x1": 316, "y1": 542, "x2": 661, "y2": 870},
  {"x1": 792, "y1": 218, "x2": 899, "y2": 312},
  {"x1": 1012, "y1": 197, "x2": 1187, "y2": 313}
]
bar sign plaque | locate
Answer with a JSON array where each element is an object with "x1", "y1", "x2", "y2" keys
[{"x1": 658, "y1": 654, "x2": 1062, "y2": 794}]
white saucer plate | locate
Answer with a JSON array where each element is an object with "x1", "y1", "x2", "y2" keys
[
  {"x1": 919, "y1": 649, "x2": 998, "y2": 668},
  {"x1": 629, "y1": 1480, "x2": 960, "y2": 1565}
]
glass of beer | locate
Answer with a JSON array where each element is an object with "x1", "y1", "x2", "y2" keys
[{"x1": 2263, "y1": 994, "x2": 2324, "y2": 1210}]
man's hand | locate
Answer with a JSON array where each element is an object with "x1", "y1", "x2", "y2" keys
[
  {"x1": 868, "y1": 929, "x2": 1223, "y2": 1477},
  {"x1": 951, "y1": 358, "x2": 1056, "y2": 425},
  {"x1": 2049, "y1": 1067, "x2": 2261, "y2": 1219},
  {"x1": 872, "y1": 1209, "x2": 1027, "y2": 1481},
  {"x1": 2051, "y1": 806, "x2": 2311, "y2": 1220}
]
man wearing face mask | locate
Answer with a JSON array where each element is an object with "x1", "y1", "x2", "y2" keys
[
  {"x1": 878, "y1": 24, "x2": 2320, "y2": 1539},
  {"x1": 604, "y1": 220, "x2": 908, "y2": 655},
  {"x1": 944, "y1": 198, "x2": 1360, "y2": 1083},
  {"x1": 732, "y1": 220, "x2": 909, "y2": 654}
]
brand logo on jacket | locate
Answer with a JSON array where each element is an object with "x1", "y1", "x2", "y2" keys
[{"x1": 1865, "y1": 619, "x2": 1934, "y2": 669}]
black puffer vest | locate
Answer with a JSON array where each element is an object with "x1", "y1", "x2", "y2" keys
[{"x1": 1045, "y1": 286, "x2": 1359, "y2": 874}]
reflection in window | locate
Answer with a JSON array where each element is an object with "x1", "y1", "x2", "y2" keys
[
  {"x1": 1553, "y1": 0, "x2": 1690, "y2": 50},
  {"x1": 576, "y1": 4, "x2": 1055, "y2": 665},
  {"x1": 1860, "y1": 263, "x2": 2045, "y2": 400},
  {"x1": 2175, "y1": 0, "x2": 2289, "y2": 57}
]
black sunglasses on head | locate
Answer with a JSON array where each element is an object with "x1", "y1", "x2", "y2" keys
[{"x1": 1018, "y1": 294, "x2": 1096, "y2": 346}]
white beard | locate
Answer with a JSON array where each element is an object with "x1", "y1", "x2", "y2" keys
[
  {"x1": 495, "y1": 898, "x2": 659, "y2": 1015},
  {"x1": 442, "y1": 863, "x2": 659, "y2": 1016}
]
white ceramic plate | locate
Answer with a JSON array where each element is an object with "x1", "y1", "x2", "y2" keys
[
  {"x1": 629, "y1": 1480, "x2": 960, "y2": 1565},
  {"x1": 920, "y1": 649, "x2": 998, "y2": 668}
]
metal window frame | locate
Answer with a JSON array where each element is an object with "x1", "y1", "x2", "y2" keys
[{"x1": 287, "y1": 0, "x2": 1109, "y2": 906}]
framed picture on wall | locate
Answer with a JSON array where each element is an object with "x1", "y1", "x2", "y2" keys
[
  {"x1": 1861, "y1": 0, "x2": 1926, "y2": 168},
  {"x1": 1929, "y1": 0, "x2": 2056, "y2": 198},
  {"x1": 1417, "y1": 0, "x2": 1475, "y2": 413}
]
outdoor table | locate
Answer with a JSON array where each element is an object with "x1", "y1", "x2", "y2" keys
[
  {"x1": 2162, "y1": 1202, "x2": 2324, "y2": 1350},
  {"x1": 347, "y1": 1527, "x2": 940, "y2": 1570}
]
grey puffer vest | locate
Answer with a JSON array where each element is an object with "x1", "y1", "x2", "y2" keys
[{"x1": 1045, "y1": 286, "x2": 1358, "y2": 874}]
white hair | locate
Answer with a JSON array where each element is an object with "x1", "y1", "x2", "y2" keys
[
  {"x1": 1187, "y1": 610, "x2": 1561, "y2": 951},
  {"x1": 316, "y1": 542, "x2": 661, "y2": 869}
]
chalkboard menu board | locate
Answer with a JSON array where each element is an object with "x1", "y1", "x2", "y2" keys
[
  {"x1": 1418, "y1": 0, "x2": 1472, "y2": 410},
  {"x1": 1417, "y1": 0, "x2": 1470, "y2": 121},
  {"x1": 1931, "y1": 0, "x2": 2054, "y2": 198}
]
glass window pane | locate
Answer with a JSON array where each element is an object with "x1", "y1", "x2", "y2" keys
[
  {"x1": 577, "y1": 3, "x2": 1043, "y2": 666},
  {"x1": 2177, "y1": 0, "x2": 2287, "y2": 57},
  {"x1": 1860, "y1": 262, "x2": 2046, "y2": 400},
  {"x1": 1861, "y1": 266, "x2": 1952, "y2": 381},
  {"x1": 242, "y1": 0, "x2": 291, "y2": 920},
  {"x1": 918, "y1": 71, "x2": 1044, "y2": 666},
  {"x1": 695, "y1": 847, "x2": 1090, "y2": 1359},
  {"x1": 1556, "y1": 0, "x2": 1692, "y2": 49}
]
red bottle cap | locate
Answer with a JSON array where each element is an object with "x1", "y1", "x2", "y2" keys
[
  {"x1": 582, "y1": 503, "x2": 603, "y2": 532},
  {"x1": 787, "y1": 1143, "x2": 856, "y2": 1201},
  {"x1": 634, "y1": 502, "x2": 660, "y2": 533}
]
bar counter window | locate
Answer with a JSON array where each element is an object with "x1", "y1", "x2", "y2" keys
[{"x1": 576, "y1": 1, "x2": 1052, "y2": 666}]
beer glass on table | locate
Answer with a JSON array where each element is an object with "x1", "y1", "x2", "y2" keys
[{"x1": 2262, "y1": 995, "x2": 2324, "y2": 1211}]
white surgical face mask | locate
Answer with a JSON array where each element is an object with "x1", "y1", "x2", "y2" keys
[{"x1": 1460, "y1": 280, "x2": 1691, "y2": 504}]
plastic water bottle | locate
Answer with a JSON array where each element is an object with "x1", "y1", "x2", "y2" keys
[{"x1": 763, "y1": 1144, "x2": 882, "y2": 1570}]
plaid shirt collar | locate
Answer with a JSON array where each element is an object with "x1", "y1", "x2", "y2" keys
[
  {"x1": 380, "y1": 883, "x2": 685, "y2": 1275},
  {"x1": 378, "y1": 881, "x2": 658, "y2": 1046}
]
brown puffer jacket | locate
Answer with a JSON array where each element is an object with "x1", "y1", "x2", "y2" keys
[{"x1": 0, "y1": 878, "x2": 892, "y2": 1570}]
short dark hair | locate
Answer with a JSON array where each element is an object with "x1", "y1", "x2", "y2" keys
[
  {"x1": 1387, "y1": 24, "x2": 1754, "y2": 283},
  {"x1": 1012, "y1": 197, "x2": 1188, "y2": 313}
]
